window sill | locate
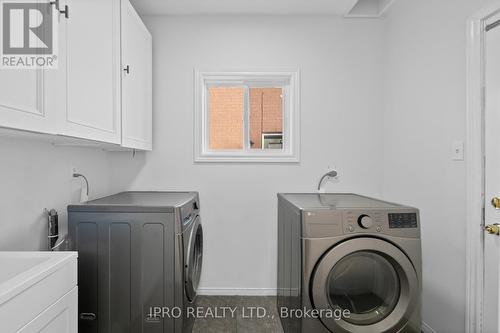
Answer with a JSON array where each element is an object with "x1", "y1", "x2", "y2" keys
[{"x1": 194, "y1": 152, "x2": 300, "y2": 163}]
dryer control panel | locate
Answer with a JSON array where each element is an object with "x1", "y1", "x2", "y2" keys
[
  {"x1": 388, "y1": 213, "x2": 418, "y2": 229},
  {"x1": 284, "y1": 193, "x2": 420, "y2": 238},
  {"x1": 341, "y1": 209, "x2": 420, "y2": 238}
]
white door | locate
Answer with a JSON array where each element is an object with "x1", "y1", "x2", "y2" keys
[
  {"x1": 57, "y1": 0, "x2": 121, "y2": 144},
  {"x1": 483, "y1": 13, "x2": 500, "y2": 333},
  {"x1": 121, "y1": 0, "x2": 152, "y2": 151}
]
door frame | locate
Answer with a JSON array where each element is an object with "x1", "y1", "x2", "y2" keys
[{"x1": 466, "y1": 3, "x2": 500, "y2": 332}]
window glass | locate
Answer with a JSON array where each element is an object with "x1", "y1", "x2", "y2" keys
[
  {"x1": 207, "y1": 86, "x2": 284, "y2": 151},
  {"x1": 208, "y1": 87, "x2": 244, "y2": 150},
  {"x1": 327, "y1": 251, "x2": 400, "y2": 325},
  {"x1": 249, "y1": 88, "x2": 283, "y2": 150}
]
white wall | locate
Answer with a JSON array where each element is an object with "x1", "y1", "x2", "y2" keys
[
  {"x1": 0, "y1": 3, "x2": 487, "y2": 331},
  {"x1": 110, "y1": 16, "x2": 385, "y2": 294},
  {"x1": 381, "y1": 0, "x2": 488, "y2": 332},
  {"x1": 0, "y1": 137, "x2": 112, "y2": 251},
  {"x1": 0, "y1": 5, "x2": 484, "y2": 330}
]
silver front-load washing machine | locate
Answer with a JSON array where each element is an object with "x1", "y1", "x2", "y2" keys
[{"x1": 277, "y1": 193, "x2": 421, "y2": 333}]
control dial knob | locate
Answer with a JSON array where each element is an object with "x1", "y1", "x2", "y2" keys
[{"x1": 358, "y1": 215, "x2": 374, "y2": 229}]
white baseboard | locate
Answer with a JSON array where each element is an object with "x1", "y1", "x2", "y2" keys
[
  {"x1": 422, "y1": 321, "x2": 437, "y2": 333},
  {"x1": 198, "y1": 288, "x2": 277, "y2": 296}
]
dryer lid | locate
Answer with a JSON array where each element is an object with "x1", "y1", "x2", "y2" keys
[{"x1": 278, "y1": 193, "x2": 409, "y2": 211}]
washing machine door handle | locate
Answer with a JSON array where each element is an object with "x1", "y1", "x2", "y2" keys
[{"x1": 311, "y1": 238, "x2": 419, "y2": 333}]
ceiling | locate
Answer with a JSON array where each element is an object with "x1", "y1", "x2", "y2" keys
[{"x1": 130, "y1": 0, "x2": 359, "y2": 16}]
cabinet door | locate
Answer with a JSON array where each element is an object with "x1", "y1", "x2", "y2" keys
[
  {"x1": 0, "y1": 69, "x2": 56, "y2": 134},
  {"x1": 0, "y1": 3, "x2": 58, "y2": 135},
  {"x1": 18, "y1": 287, "x2": 78, "y2": 333},
  {"x1": 57, "y1": 0, "x2": 121, "y2": 144},
  {"x1": 121, "y1": 0, "x2": 152, "y2": 151}
]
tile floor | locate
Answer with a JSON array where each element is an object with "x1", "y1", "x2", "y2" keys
[
  {"x1": 192, "y1": 297, "x2": 424, "y2": 333},
  {"x1": 193, "y1": 296, "x2": 284, "y2": 333}
]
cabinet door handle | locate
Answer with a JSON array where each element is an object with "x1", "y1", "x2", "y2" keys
[
  {"x1": 59, "y1": 5, "x2": 69, "y2": 19},
  {"x1": 124, "y1": 65, "x2": 130, "y2": 74},
  {"x1": 80, "y1": 313, "x2": 96, "y2": 321},
  {"x1": 49, "y1": 0, "x2": 60, "y2": 10}
]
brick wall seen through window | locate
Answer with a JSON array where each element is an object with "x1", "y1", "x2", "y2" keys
[{"x1": 208, "y1": 87, "x2": 283, "y2": 150}]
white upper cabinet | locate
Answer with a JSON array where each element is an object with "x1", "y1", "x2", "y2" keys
[
  {"x1": 57, "y1": 0, "x2": 121, "y2": 144},
  {"x1": 0, "y1": 0, "x2": 152, "y2": 151},
  {"x1": 121, "y1": 0, "x2": 153, "y2": 151},
  {"x1": 0, "y1": 69, "x2": 55, "y2": 134}
]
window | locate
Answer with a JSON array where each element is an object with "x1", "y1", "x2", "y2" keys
[{"x1": 194, "y1": 70, "x2": 300, "y2": 162}]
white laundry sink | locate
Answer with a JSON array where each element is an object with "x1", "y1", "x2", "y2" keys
[{"x1": 0, "y1": 252, "x2": 78, "y2": 333}]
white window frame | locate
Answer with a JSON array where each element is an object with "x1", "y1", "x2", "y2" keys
[{"x1": 194, "y1": 69, "x2": 300, "y2": 163}]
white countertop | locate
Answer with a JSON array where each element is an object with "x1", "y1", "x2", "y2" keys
[{"x1": 0, "y1": 251, "x2": 78, "y2": 306}]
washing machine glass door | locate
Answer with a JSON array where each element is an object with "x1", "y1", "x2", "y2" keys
[
  {"x1": 185, "y1": 216, "x2": 203, "y2": 302},
  {"x1": 312, "y1": 238, "x2": 418, "y2": 333}
]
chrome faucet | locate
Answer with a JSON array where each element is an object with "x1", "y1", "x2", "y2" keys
[{"x1": 317, "y1": 170, "x2": 338, "y2": 191}]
